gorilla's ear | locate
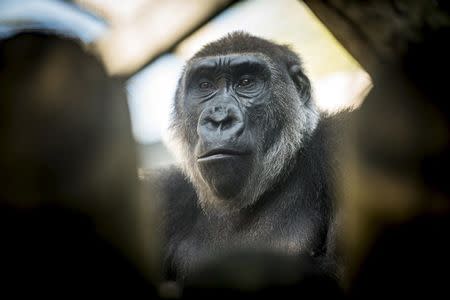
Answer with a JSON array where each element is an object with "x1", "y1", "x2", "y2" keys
[{"x1": 289, "y1": 64, "x2": 311, "y2": 104}]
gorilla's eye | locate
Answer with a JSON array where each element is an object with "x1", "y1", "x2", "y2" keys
[
  {"x1": 237, "y1": 77, "x2": 253, "y2": 88},
  {"x1": 199, "y1": 81, "x2": 212, "y2": 89}
]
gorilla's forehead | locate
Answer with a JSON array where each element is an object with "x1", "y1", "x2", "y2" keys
[{"x1": 187, "y1": 53, "x2": 272, "y2": 73}]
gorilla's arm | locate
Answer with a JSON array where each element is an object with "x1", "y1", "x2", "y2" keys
[{"x1": 140, "y1": 166, "x2": 198, "y2": 279}]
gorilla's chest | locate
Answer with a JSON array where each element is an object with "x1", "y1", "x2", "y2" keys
[{"x1": 170, "y1": 210, "x2": 308, "y2": 277}]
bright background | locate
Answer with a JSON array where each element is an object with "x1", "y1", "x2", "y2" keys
[{"x1": 0, "y1": 0, "x2": 372, "y2": 168}]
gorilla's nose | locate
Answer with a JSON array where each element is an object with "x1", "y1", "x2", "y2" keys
[{"x1": 198, "y1": 104, "x2": 244, "y2": 141}]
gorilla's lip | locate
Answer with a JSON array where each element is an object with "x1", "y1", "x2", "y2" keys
[{"x1": 197, "y1": 148, "x2": 249, "y2": 161}]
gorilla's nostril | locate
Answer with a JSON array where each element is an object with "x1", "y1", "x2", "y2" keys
[
  {"x1": 203, "y1": 117, "x2": 219, "y2": 129},
  {"x1": 221, "y1": 118, "x2": 234, "y2": 130}
]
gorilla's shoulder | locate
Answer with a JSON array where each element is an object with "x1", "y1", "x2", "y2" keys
[
  {"x1": 313, "y1": 111, "x2": 351, "y2": 147},
  {"x1": 301, "y1": 111, "x2": 351, "y2": 171},
  {"x1": 318, "y1": 110, "x2": 350, "y2": 134},
  {"x1": 139, "y1": 165, "x2": 197, "y2": 208}
]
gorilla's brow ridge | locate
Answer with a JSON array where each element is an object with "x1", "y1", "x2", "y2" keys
[
  {"x1": 186, "y1": 53, "x2": 272, "y2": 80},
  {"x1": 188, "y1": 52, "x2": 272, "y2": 66}
]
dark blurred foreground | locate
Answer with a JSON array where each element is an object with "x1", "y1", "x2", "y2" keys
[
  {"x1": 306, "y1": 1, "x2": 450, "y2": 298},
  {"x1": 1, "y1": 2, "x2": 450, "y2": 297},
  {"x1": 0, "y1": 32, "x2": 158, "y2": 298}
]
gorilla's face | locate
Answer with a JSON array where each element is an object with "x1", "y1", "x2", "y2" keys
[
  {"x1": 185, "y1": 54, "x2": 270, "y2": 199},
  {"x1": 171, "y1": 37, "x2": 319, "y2": 214}
]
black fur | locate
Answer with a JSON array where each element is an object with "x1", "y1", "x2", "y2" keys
[{"x1": 144, "y1": 32, "x2": 338, "y2": 283}]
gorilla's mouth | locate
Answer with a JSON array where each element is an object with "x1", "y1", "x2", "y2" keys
[{"x1": 197, "y1": 148, "x2": 249, "y2": 162}]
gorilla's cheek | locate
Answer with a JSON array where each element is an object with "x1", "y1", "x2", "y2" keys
[{"x1": 197, "y1": 155, "x2": 253, "y2": 199}]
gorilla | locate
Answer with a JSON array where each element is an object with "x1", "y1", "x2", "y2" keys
[{"x1": 146, "y1": 31, "x2": 339, "y2": 283}]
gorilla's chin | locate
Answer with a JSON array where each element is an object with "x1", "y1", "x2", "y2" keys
[{"x1": 197, "y1": 155, "x2": 252, "y2": 199}]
